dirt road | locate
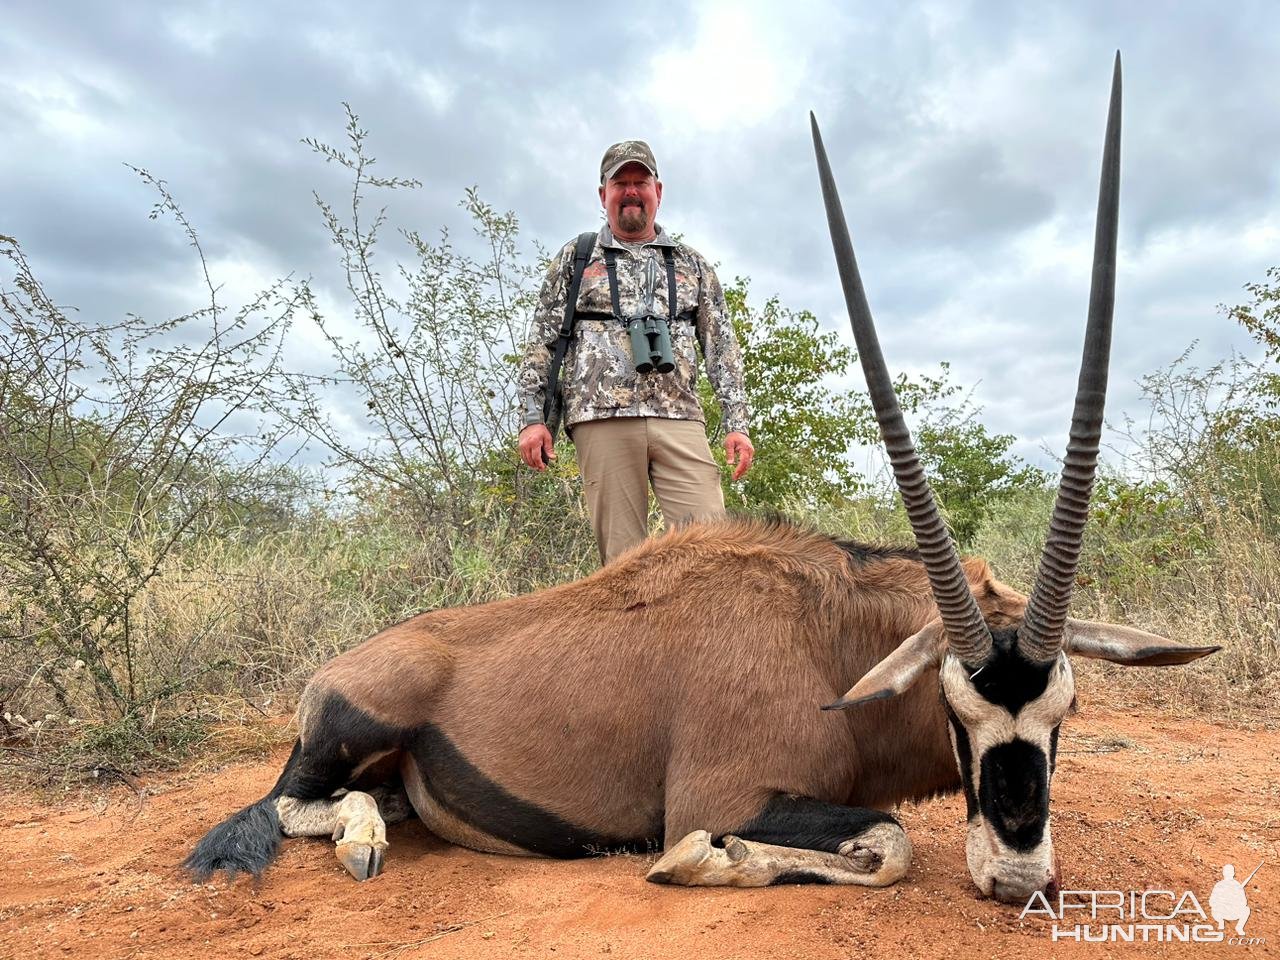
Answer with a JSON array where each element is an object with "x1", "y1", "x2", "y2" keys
[{"x1": 2, "y1": 703, "x2": 1276, "y2": 959}]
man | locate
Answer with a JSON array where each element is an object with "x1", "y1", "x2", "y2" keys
[{"x1": 517, "y1": 140, "x2": 754, "y2": 565}]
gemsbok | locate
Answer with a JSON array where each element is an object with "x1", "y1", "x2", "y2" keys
[{"x1": 186, "y1": 54, "x2": 1220, "y2": 904}]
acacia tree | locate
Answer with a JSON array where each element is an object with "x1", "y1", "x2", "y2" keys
[
  {"x1": 0, "y1": 177, "x2": 301, "y2": 739},
  {"x1": 282, "y1": 106, "x2": 541, "y2": 527},
  {"x1": 1223, "y1": 265, "x2": 1280, "y2": 443},
  {"x1": 880, "y1": 363, "x2": 1046, "y2": 548},
  {"x1": 699, "y1": 281, "x2": 1043, "y2": 543},
  {"x1": 699, "y1": 280, "x2": 871, "y2": 508},
  {"x1": 1104, "y1": 267, "x2": 1280, "y2": 545}
]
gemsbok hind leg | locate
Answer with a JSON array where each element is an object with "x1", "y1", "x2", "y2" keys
[
  {"x1": 264, "y1": 693, "x2": 412, "y2": 880},
  {"x1": 276, "y1": 785, "x2": 412, "y2": 880},
  {"x1": 184, "y1": 692, "x2": 409, "y2": 882},
  {"x1": 647, "y1": 795, "x2": 911, "y2": 887},
  {"x1": 185, "y1": 617, "x2": 454, "y2": 883}
]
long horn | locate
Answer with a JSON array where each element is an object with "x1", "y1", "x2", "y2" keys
[
  {"x1": 1019, "y1": 53, "x2": 1123, "y2": 663},
  {"x1": 811, "y1": 114, "x2": 991, "y2": 666}
]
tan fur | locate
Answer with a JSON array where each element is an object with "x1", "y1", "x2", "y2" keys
[{"x1": 296, "y1": 518, "x2": 1029, "y2": 852}]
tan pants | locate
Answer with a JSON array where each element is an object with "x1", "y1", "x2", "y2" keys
[{"x1": 573, "y1": 417, "x2": 726, "y2": 565}]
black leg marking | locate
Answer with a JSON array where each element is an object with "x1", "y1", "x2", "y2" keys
[
  {"x1": 275, "y1": 694, "x2": 406, "y2": 801},
  {"x1": 409, "y1": 723, "x2": 660, "y2": 858},
  {"x1": 732, "y1": 794, "x2": 897, "y2": 852},
  {"x1": 771, "y1": 870, "x2": 835, "y2": 886},
  {"x1": 185, "y1": 694, "x2": 408, "y2": 882}
]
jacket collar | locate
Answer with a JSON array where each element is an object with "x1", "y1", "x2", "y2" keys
[{"x1": 599, "y1": 223, "x2": 676, "y2": 250}]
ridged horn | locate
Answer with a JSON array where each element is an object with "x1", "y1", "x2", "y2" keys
[
  {"x1": 811, "y1": 113, "x2": 992, "y2": 666},
  {"x1": 1019, "y1": 53, "x2": 1123, "y2": 663}
]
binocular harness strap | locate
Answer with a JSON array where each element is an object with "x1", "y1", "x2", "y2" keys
[
  {"x1": 603, "y1": 247, "x2": 625, "y2": 319},
  {"x1": 603, "y1": 245, "x2": 680, "y2": 325},
  {"x1": 663, "y1": 247, "x2": 678, "y2": 326},
  {"x1": 541, "y1": 231, "x2": 597, "y2": 440}
]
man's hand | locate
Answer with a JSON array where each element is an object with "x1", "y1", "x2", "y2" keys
[
  {"x1": 724, "y1": 432, "x2": 754, "y2": 481},
  {"x1": 519, "y1": 423, "x2": 555, "y2": 471}
]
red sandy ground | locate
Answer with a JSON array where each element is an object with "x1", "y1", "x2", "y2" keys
[{"x1": 2, "y1": 703, "x2": 1277, "y2": 960}]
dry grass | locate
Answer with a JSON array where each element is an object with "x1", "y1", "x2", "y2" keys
[
  {"x1": 968, "y1": 463, "x2": 1280, "y2": 726},
  {"x1": 1078, "y1": 512, "x2": 1280, "y2": 726},
  {"x1": 0, "y1": 491, "x2": 601, "y2": 783},
  {"x1": 3, "y1": 422, "x2": 1277, "y2": 782}
]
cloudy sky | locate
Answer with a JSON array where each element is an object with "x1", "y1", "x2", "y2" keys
[{"x1": 4, "y1": 1, "x2": 1278, "y2": 470}]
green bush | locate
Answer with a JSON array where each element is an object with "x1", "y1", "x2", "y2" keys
[{"x1": 2, "y1": 108, "x2": 1276, "y2": 779}]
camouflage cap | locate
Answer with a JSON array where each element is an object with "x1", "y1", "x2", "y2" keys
[{"x1": 600, "y1": 140, "x2": 658, "y2": 182}]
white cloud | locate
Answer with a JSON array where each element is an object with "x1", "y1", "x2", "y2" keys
[
  {"x1": 645, "y1": 2, "x2": 807, "y2": 135},
  {"x1": 165, "y1": 6, "x2": 253, "y2": 55},
  {"x1": 5, "y1": 71, "x2": 115, "y2": 144},
  {"x1": 414, "y1": 70, "x2": 455, "y2": 113},
  {"x1": 1, "y1": 0, "x2": 1276, "y2": 475}
]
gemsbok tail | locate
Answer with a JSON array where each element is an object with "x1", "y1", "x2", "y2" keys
[
  {"x1": 183, "y1": 740, "x2": 304, "y2": 881},
  {"x1": 183, "y1": 795, "x2": 284, "y2": 881}
]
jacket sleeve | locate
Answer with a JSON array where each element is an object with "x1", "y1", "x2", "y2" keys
[
  {"x1": 694, "y1": 255, "x2": 750, "y2": 436},
  {"x1": 516, "y1": 241, "x2": 574, "y2": 429}
]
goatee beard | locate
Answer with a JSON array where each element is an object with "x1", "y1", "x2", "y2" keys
[{"x1": 619, "y1": 206, "x2": 649, "y2": 232}]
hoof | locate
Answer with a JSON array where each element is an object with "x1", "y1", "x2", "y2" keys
[
  {"x1": 646, "y1": 829, "x2": 714, "y2": 886},
  {"x1": 841, "y1": 841, "x2": 883, "y2": 872},
  {"x1": 837, "y1": 822, "x2": 911, "y2": 886},
  {"x1": 723, "y1": 835, "x2": 750, "y2": 863},
  {"x1": 336, "y1": 841, "x2": 387, "y2": 881}
]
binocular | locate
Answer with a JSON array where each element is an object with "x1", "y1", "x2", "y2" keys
[{"x1": 626, "y1": 314, "x2": 675, "y2": 373}]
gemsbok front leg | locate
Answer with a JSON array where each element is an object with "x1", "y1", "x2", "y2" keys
[{"x1": 647, "y1": 795, "x2": 911, "y2": 887}]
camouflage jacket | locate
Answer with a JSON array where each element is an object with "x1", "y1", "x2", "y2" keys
[{"x1": 517, "y1": 224, "x2": 750, "y2": 437}]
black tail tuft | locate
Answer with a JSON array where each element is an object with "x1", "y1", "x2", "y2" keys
[{"x1": 183, "y1": 797, "x2": 283, "y2": 882}]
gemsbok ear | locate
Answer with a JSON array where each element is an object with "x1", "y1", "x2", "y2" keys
[
  {"x1": 823, "y1": 621, "x2": 946, "y2": 711},
  {"x1": 1064, "y1": 618, "x2": 1222, "y2": 666}
]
